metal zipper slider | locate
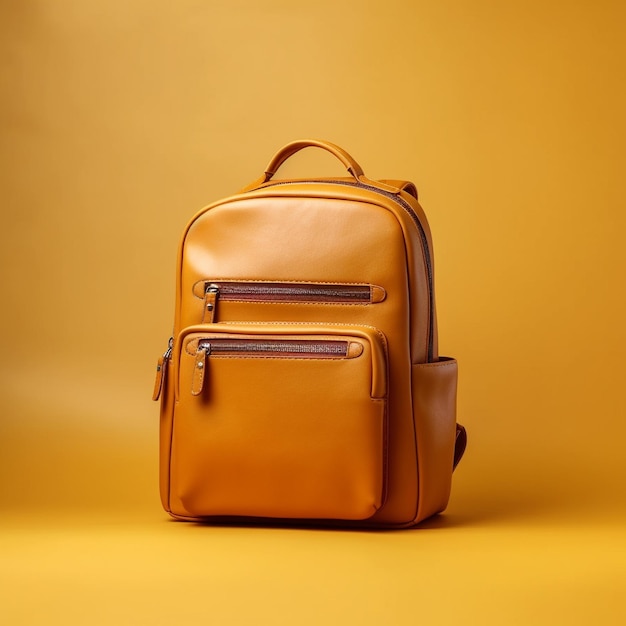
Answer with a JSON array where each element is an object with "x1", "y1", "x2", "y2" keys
[
  {"x1": 152, "y1": 337, "x2": 173, "y2": 402},
  {"x1": 191, "y1": 344, "x2": 211, "y2": 396},
  {"x1": 202, "y1": 284, "x2": 220, "y2": 323}
]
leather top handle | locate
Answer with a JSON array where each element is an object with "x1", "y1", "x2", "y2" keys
[
  {"x1": 264, "y1": 140, "x2": 365, "y2": 183},
  {"x1": 241, "y1": 139, "x2": 401, "y2": 195}
]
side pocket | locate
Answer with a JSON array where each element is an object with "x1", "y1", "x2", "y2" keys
[{"x1": 412, "y1": 357, "x2": 458, "y2": 523}]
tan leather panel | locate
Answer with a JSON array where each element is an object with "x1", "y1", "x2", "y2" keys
[
  {"x1": 411, "y1": 358, "x2": 458, "y2": 523},
  {"x1": 168, "y1": 325, "x2": 387, "y2": 521},
  {"x1": 175, "y1": 185, "x2": 432, "y2": 363},
  {"x1": 180, "y1": 197, "x2": 405, "y2": 313},
  {"x1": 174, "y1": 197, "x2": 420, "y2": 523},
  {"x1": 152, "y1": 355, "x2": 167, "y2": 402}
]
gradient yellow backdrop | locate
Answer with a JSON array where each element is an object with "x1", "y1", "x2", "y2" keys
[{"x1": 1, "y1": 1, "x2": 625, "y2": 624}]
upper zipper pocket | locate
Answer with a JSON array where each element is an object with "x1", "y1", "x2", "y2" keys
[
  {"x1": 192, "y1": 280, "x2": 386, "y2": 304},
  {"x1": 175, "y1": 323, "x2": 388, "y2": 401},
  {"x1": 196, "y1": 337, "x2": 363, "y2": 358},
  {"x1": 188, "y1": 337, "x2": 365, "y2": 396},
  {"x1": 193, "y1": 281, "x2": 387, "y2": 324}
]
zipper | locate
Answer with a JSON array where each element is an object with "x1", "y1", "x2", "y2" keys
[
  {"x1": 204, "y1": 281, "x2": 384, "y2": 303},
  {"x1": 152, "y1": 337, "x2": 173, "y2": 401},
  {"x1": 199, "y1": 338, "x2": 351, "y2": 357},
  {"x1": 200, "y1": 281, "x2": 385, "y2": 324},
  {"x1": 190, "y1": 337, "x2": 362, "y2": 396},
  {"x1": 258, "y1": 180, "x2": 435, "y2": 361}
]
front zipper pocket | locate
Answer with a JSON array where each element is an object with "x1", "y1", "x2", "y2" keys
[
  {"x1": 192, "y1": 280, "x2": 386, "y2": 323},
  {"x1": 189, "y1": 337, "x2": 366, "y2": 395},
  {"x1": 169, "y1": 324, "x2": 388, "y2": 521}
]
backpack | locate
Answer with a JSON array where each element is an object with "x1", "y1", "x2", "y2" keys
[{"x1": 153, "y1": 139, "x2": 466, "y2": 527}]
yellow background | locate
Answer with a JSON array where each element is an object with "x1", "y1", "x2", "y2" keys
[{"x1": 1, "y1": 1, "x2": 625, "y2": 623}]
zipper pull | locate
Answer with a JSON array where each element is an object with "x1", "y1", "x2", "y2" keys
[
  {"x1": 152, "y1": 337, "x2": 173, "y2": 401},
  {"x1": 202, "y1": 284, "x2": 220, "y2": 323},
  {"x1": 191, "y1": 344, "x2": 210, "y2": 396}
]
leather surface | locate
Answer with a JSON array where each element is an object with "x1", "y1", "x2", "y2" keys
[
  {"x1": 241, "y1": 139, "x2": 401, "y2": 195},
  {"x1": 169, "y1": 324, "x2": 387, "y2": 520},
  {"x1": 158, "y1": 140, "x2": 464, "y2": 526},
  {"x1": 175, "y1": 186, "x2": 433, "y2": 363},
  {"x1": 264, "y1": 139, "x2": 366, "y2": 181},
  {"x1": 380, "y1": 179, "x2": 419, "y2": 200},
  {"x1": 412, "y1": 357, "x2": 458, "y2": 523},
  {"x1": 152, "y1": 356, "x2": 167, "y2": 402}
]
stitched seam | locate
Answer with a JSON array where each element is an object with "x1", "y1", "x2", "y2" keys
[
  {"x1": 196, "y1": 278, "x2": 378, "y2": 286},
  {"x1": 217, "y1": 320, "x2": 383, "y2": 332}
]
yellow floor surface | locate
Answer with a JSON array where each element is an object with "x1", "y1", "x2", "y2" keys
[{"x1": 2, "y1": 493, "x2": 624, "y2": 625}]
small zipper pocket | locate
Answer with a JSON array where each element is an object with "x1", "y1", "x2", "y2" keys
[
  {"x1": 169, "y1": 323, "x2": 388, "y2": 521},
  {"x1": 197, "y1": 337, "x2": 361, "y2": 357},
  {"x1": 192, "y1": 280, "x2": 386, "y2": 322},
  {"x1": 188, "y1": 337, "x2": 365, "y2": 396}
]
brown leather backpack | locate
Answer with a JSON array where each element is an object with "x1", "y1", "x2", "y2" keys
[{"x1": 153, "y1": 139, "x2": 466, "y2": 527}]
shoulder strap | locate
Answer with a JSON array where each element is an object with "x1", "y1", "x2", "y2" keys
[
  {"x1": 453, "y1": 424, "x2": 467, "y2": 470},
  {"x1": 379, "y1": 179, "x2": 418, "y2": 200}
]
